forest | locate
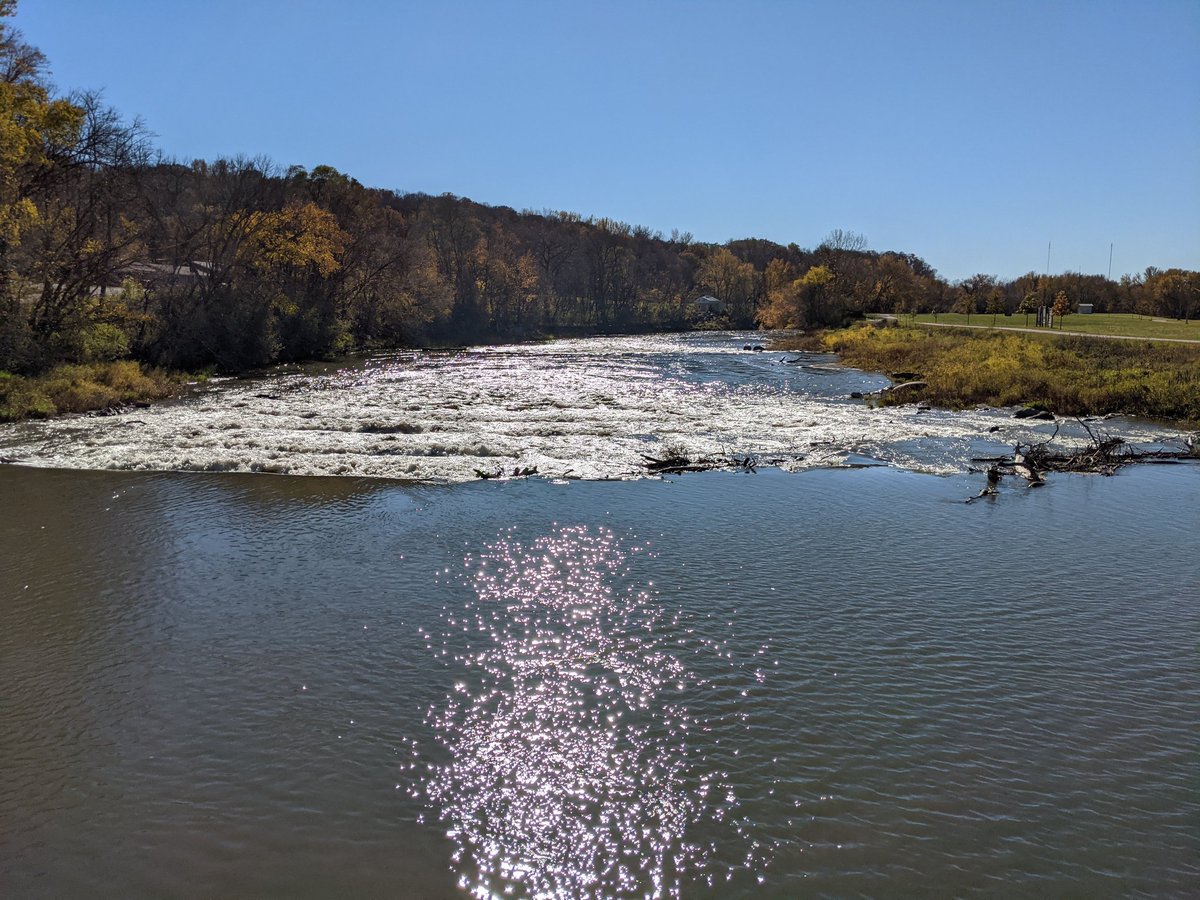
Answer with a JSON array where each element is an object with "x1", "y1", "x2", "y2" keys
[{"x1": 2, "y1": 1, "x2": 1197, "y2": 381}]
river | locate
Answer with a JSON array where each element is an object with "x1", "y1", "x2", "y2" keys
[{"x1": 2, "y1": 333, "x2": 1197, "y2": 897}]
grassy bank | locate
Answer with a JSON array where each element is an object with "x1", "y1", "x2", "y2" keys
[
  {"x1": 785, "y1": 324, "x2": 1200, "y2": 425},
  {"x1": 907, "y1": 312, "x2": 1198, "y2": 341},
  {"x1": 0, "y1": 361, "x2": 188, "y2": 422}
]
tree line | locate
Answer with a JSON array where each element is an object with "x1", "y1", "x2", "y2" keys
[{"x1": 2, "y1": 2, "x2": 1196, "y2": 376}]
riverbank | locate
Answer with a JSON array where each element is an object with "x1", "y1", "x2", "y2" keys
[
  {"x1": 0, "y1": 361, "x2": 190, "y2": 422},
  {"x1": 775, "y1": 323, "x2": 1200, "y2": 425}
]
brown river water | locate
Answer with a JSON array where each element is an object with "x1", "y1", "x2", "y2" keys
[{"x1": 2, "y1": 334, "x2": 1197, "y2": 897}]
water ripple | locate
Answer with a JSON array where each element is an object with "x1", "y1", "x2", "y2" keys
[{"x1": 414, "y1": 526, "x2": 770, "y2": 897}]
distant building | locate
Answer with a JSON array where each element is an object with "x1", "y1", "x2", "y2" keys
[
  {"x1": 693, "y1": 294, "x2": 725, "y2": 315},
  {"x1": 119, "y1": 260, "x2": 213, "y2": 288},
  {"x1": 1077, "y1": 303, "x2": 1094, "y2": 314}
]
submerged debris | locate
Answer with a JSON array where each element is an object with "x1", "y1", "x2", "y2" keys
[
  {"x1": 974, "y1": 465, "x2": 1003, "y2": 499},
  {"x1": 474, "y1": 465, "x2": 539, "y2": 480},
  {"x1": 967, "y1": 421, "x2": 1198, "y2": 500},
  {"x1": 640, "y1": 446, "x2": 758, "y2": 476}
]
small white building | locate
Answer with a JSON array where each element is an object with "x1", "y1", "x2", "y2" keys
[
  {"x1": 693, "y1": 294, "x2": 725, "y2": 315},
  {"x1": 1077, "y1": 303, "x2": 1094, "y2": 314}
]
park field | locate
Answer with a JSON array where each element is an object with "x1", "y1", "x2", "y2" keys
[{"x1": 903, "y1": 312, "x2": 1198, "y2": 341}]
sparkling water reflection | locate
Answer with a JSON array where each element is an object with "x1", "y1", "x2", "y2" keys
[
  {"x1": 2, "y1": 390, "x2": 1198, "y2": 897},
  {"x1": 418, "y1": 526, "x2": 770, "y2": 897},
  {"x1": 0, "y1": 332, "x2": 1185, "y2": 481}
]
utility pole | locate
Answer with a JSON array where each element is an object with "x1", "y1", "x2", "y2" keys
[
  {"x1": 1108, "y1": 243, "x2": 1113, "y2": 280},
  {"x1": 1046, "y1": 241, "x2": 1051, "y2": 276}
]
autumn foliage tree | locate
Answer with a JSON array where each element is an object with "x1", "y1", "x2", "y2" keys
[
  {"x1": 1052, "y1": 290, "x2": 1070, "y2": 328},
  {"x1": 695, "y1": 247, "x2": 758, "y2": 327},
  {"x1": 986, "y1": 289, "x2": 1005, "y2": 324},
  {"x1": 3, "y1": 0, "x2": 1198, "y2": 382},
  {"x1": 0, "y1": 0, "x2": 86, "y2": 367},
  {"x1": 1018, "y1": 292, "x2": 1038, "y2": 325}
]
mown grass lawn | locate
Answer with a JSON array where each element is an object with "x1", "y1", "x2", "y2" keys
[{"x1": 904, "y1": 312, "x2": 1199, "y2": 341}]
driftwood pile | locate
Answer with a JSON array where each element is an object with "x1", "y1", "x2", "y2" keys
[
  {"x1": 967, "y1": 421, "x2": 1197, "y2": 501},
  {"x1": 474, "y1": 465, "x2": 539, "y2": 480},
  {"x1": 640, "y1": 448, "x2": 758, "y2": 476}
]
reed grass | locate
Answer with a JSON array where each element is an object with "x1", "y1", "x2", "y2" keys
[{"x1": 815, "y1": 324, "x2": 1200, "y2": 424}]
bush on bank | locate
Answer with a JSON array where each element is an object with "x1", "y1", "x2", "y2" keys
[{"x1": 0, "y1": 361, "x2": 184, "y2": 422}]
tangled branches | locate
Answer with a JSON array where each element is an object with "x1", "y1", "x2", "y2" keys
[{"x1": 968, "y1": 420, "x2": 1197, "y2": 500}]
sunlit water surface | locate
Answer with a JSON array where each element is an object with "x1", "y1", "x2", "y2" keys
[
  {"x1": 0, "y1": 332, "x2": 1186, "y2": 480},
  {"x1": 2, "y1": 333, "x2": 1198, "y2": 897},
  {"x1": 2, "y1": 463, "x2": 1197, "y2": 897}
]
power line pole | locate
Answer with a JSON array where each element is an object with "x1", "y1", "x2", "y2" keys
[{"x1": 1108, "y1": 243, "x2": 1113, "y2": 280}]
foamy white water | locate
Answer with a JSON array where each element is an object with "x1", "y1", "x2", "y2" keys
[{"x1": 0, "y1": 332, "x2": 1183, "y2": 481}]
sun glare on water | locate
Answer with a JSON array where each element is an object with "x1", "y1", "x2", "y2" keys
[{"x1": 411, "y1": 525, "x2": 773, "y2": 898}]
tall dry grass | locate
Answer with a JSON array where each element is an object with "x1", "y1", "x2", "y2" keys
[
  {"x1": 0, "y1": 361, "x2": 183, "y2": 421},
  {"x1": 822, "y1": 325, "x2": 1200, "y2": 424}
]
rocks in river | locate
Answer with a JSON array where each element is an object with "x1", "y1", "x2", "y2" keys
[
  {"x1": 850, "y1": 391, "x2": 864, "y2": 399},
  {"x1": 886, "y1": 380, "x2": 927, "y2": 394},
  {"x1": 1014, "y1": 407, "x2": 1055, "y2": 421},
  {"x1": 988, "y1": 425, "x2": 1002, "y2": 432}
]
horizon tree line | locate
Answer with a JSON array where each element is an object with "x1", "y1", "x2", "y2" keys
[{"x1": 2, "y1": 1, "x2": 1196, "y2": 376}]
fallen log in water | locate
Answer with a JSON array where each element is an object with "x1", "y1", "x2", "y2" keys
[
  {"x1": 1011, "y1": 451, "x2": 1046, "y2": 486},
  {"x1": 640, "y1": 449, "x2": 758, "y2": 476},
  {"x1": 966, "y1": 421, "x2": 1197, "y2": 499},
  {"x1": 965, "y1": 465, "x2": 1003, "y2": 503},
  {"x1": 474, "y1": 465, "x2": 539, "y2": 480}
]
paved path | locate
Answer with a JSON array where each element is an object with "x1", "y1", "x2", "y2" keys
[{"x1": 914, "y1": 321, "x2": 1200, "y2": 344}]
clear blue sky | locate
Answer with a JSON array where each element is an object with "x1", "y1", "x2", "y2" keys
[{"x1": 15, "y1": 0, "x2": 1200, "y2": 282}]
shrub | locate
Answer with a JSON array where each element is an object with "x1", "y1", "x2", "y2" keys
[{"x1": 0, "y1": 362, "x2": 183, "y2": 422}]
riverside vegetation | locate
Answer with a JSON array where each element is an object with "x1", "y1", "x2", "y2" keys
[
  {"x1": 780, "y1": 324, "x2": 1200, "y2": 426},
  {"x1": 1, "y1": 0, "x2": 1198, "y2": 422},
  {"x1": 0, "y1": 361, "x2": 183, "y2": 421}
]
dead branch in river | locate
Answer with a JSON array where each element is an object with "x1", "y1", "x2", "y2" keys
[
  {"x1": 640, "y1": 447, "x2": 758, "y2": 476},
  {"x1": 967, "y1": 420, "x2": 1197, "y2": 499}
]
